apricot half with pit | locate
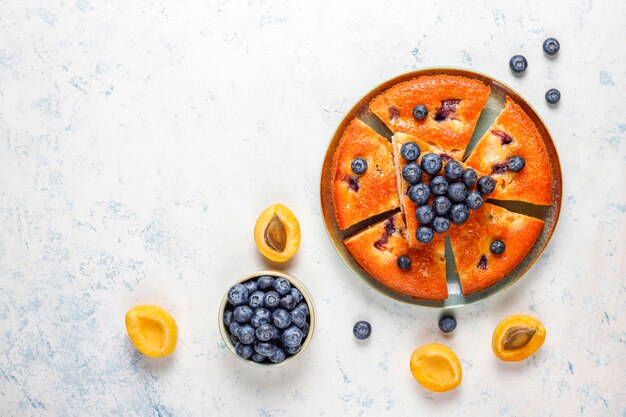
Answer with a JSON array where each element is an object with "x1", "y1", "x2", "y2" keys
[
  {"x1": 254, "y1": 204, "x2": 300, "y2": 262},
  {"x1": 492, "y1": 314, "x2": 546, "y2": 361},
  {"x1": 125, "y1": 305, "x2": 178, "y2": 357},
  {"x1": 409, "y1": 343, "x2": 462, "y2": 392}
]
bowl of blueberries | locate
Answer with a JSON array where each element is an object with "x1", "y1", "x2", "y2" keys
[{"x1": 219, "y1": 270, "x2": 315, "y2": 366}]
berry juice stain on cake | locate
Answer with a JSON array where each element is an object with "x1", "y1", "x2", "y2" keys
[{"x1": 434, "y1": 99, "x2": 461, "y2": 122}]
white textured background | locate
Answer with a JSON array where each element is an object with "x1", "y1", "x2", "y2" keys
[{"x1": 1, "y1": 1, "x2": 625, "y2": 416}]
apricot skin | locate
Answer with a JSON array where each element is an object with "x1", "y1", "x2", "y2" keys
[
  {"x1": 492, "y1": 314, "x2": 546, "y2": 361},
  {"x1": 409, "y1": 343, "x2": 462, "y2": 392},
  {"x1": 125, "y1": 305, "x2": 178, "y2": 358},
  {"x1": 254, "y1": 204, "x2": 300, "y2": 262}
]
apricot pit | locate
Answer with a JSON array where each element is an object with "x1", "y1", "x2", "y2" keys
[{"x1": 492, "y1": 314, "x2": 545, "y2": 361}]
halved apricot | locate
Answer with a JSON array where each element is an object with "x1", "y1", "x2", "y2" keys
[
  {"x1": 254, "y1": 204, "x2": 300, "y2": 262},
  {"x1": 410, "y1": 343, "x2": 462, "y2": 392},
  {"x1": 125, "y1": 305, "x2": 178, "y2": 357},
  {"x1": 492, "y1": 314, "x2": 546, "y2": 361}
]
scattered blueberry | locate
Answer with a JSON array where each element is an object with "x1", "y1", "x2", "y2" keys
[
  {"x1": 272, "y1": 309, "x2": 292, "y2": 329},
  {"x1": 351, "y1": 157, "x2": 368, "y2": 175},
  {"x1": 285, "y1": 344, "x2": 301, "y2": 355},
  {"x1": 353, "y1": 321, "x2": 372, "y2": 340},
  {"x1": 254, "y1": 341, "x2": 278, "y2": 357},
  {"x1": 255, "y1": 323, "x2": 278, "y2": 342},
  {"x1": 248, "y1": 291, "x2": 265, "y2": 309},
  {"x1": 420, "y1": 153, "x2": 443, "y2": 175},
  {"x1": 272, "y1": 278, "x2": 292, "y2": 296},
  {"x1": 237, "y1": 324, "x2": 256, "y2": 344},
  {"x1": 490, "y1": 239, "x2": 506, "y2": 255},
  {"x1": 235, "y1": 342, "x2": 254, "y2": 359},
  {"x1": 400, "y1": 142, "x2": 421, "y2": 161},
  {"x1": 432, "y1": 196, "x2": 452, "y2": 216},
  {"x1": 233, "y1": 305, "x2": 254, "y2": 323},
  {"x1": 444, "y1": 160, "x2": 463, "y2": 181},
  {"x1": 290, "y1": 308, "x2": 307, "y2": 328},
  {"x1": 251, "y1": 352, "x2": 266, "y2": 363},
  {"x1": 290, "y1": 288, "x2": 303, "y2": 304},
  {"x1": 465, "y1": 190, "x2": 484, "y2": 210},
  {"x1": 227, "y1": 284, "x2": 249, "y2": 306},
  {"x1": 282, "y1": 326, "x2": 304, "y2": 348},
  {"x1": 223, "y1": 310, "x2": 233, "y2": 327},
  {"x1": 438, "y1": 315, "x2": 457, "y2": 333},
  {"x1": 402, "y1": 162, "x2": 422, "y2": 184},
  {"x1": 430, "y1": 175, "x2": 449, "y2": 196},
  {"x1": 257, "y1": 275, "x2": 275, "y2": 290},
  {"x1": 415, "y1": 205, "x2": 434, "y2": 225},
  {"x1": 229, "y1": 321, "x2": 242, "y2": 338},
  {"x1": 243, "y1": 280, "x2": 258, "y2": 294},
  {"x1": 447, "y1": 182, "x2": 468, "y2": 203},
  {"x1": 545, "y1": 88, "x2": 560, "y2": 104},
  {"x1": 296, "y1": 302, "x2": 310, "y2": 316},
  {"x1": 543, "y1": 37, "x2": 560, "y2": 56},
  {"x1": 450, "y1": 204, "x2": 470, "y2": 225},
  {"x1": 508, "y1": 156, "x2": 525, "y2": 173},
  {"x1": 397, "y1": 255, "x2": 412, "y2": 270},
  {"x1": 264, "y1": 291, "x2": 280, "y2": 309},
  {"x1": 461, "y1": 168, "x2": 478, "y2": 187},
  {"x1": 416, "y1": 226, "x2": 434, "y2": 244},
  {"x1": 409, "y1": 183, "x2": 431, "y2": 206},
  {"x1": 269, "y1": 348, "x2": 287, "y2": 363},
  {"x1": 477, "y1": 176, "x2": 496, "y2": 195},
  {"x1": 412, "y1": 104, "x2": 428, "y2": 120},
  {"x1": 509, "y1": 55, "x2": 528, "y2": 74},
  {"x1": 280, "y1": 294, "x2": 297, "y2": 311},
  {"x1": 250, "y1": 307, "x2": 271, "y2": 328},
  {"x1": 432, "y1": 216, "x2": 450, "y2": 234}
]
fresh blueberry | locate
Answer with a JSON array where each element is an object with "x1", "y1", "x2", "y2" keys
[
  {"x1": 438, "y1": 315, "x2": 457, "y2": 333},
  {"x1": 290, "y1": 308, "x2": 307, "y2": 328},
  {"x1": 223, "y1": 310, "x2": 233, "y2": 327},
  {"x1": 269, "y1": 348, "x2": 287, "y2": 363},
  {"x1": 353, "y1": 321, "x2": 371, "y2": 340},
  {"x1": 416, "y1": 226, "x2": 434, "y2": 244},
  {"x1": 477, "y1": 176, "x2": 495, "y2": 195},
  {"x1": 420, "y1": 153, "x2": 443, "y2": 175},
  {"x1": 251, "y1": 352, "x2": 267, "y2": 363},
  {"x1": 543, "y1": 37, "x2": 560, "y2": 56},
  {"x1": 402, "y1": 162, "x2": 422, "y2": 185},
  {"x1": 254, "y1": 341, "x2": 278, "y2": 357},
  {"x1": 509, "y1": 55, "x2": 528, "y2": 74},
  {"x1": 450, "y1": 204, "x2": 470, "y2": 225},
  {"x1": 396, "y1": 255, "x2": 411, "y2": 270},
  {"x1": 281, "y1": 326, "x2": 304, "y2": 348},
  {"x1": 280, "y1": 294, "x2": 297, "y2": 311},
  {"x1": 235, "y1": 342, "x2": 254, "y2": 359},
  {"x1": 272, "y1": 309, "x2": 292, "y2": 329},
  {"x1": 285, "y1": 344, "x2": 301, "y2": 355},
  {"x1": 400, "y1": 142, "x2": 421, "y2": 161},
  {"x1": 508, "y1": 156, "x2": 525, "y2": 173},
  {"x1": 255, "y1": 323, "x2": 278, "y2": 342},
  {"x1": 490, "y1": 239, "x2": 506, "y2": 255},
  {"x1": 257, "y1": 275, "x2": 275, "y2": 290},
  {"x1": 250, "y1": 307, "x2": 271, "y2": 328},
  {"x1": 432, "y1": 196, "x2": 452, "y2": 216},
  {"x1": 447, "y1": 182, "x2": 468, "y2": 203},
  {"x1": 430, "y1": 175, "x2": 449, "y2": 196},
  {"x1": 227, "y1": 284, "x2": 249, "y2": 306},
  {"x1": 461, "y1": 168, "x2": 478, "y2": 187},
  {"x1": 243, "y1": 280, "x2": 258, "y2": 294},
  {"x1": 301, "y1": 321, "x2": 310, "y2": 336},
  {"x1": 432, "y1": 217, "x2": 450, "y2": 234},
  {"x1": 237, "y1": 324, "x2": 256, "y2": 344},
  {"x1": 272, "y1": 278, "x2": 292, "y2": 296},
  {"x1": 230, "y1": 334, "x2": 239, "y2": 346},
  {"x1": 408, "y1": 183, "x2": 431, "y2": 206},
  {"x1": 233, "y1": 305, "x2": 253, "y2": 323},
  {"x1": 545, "y1": 88, "x2": 561, "y2": 104},
  {"x1": 465, "y1": 190, "x2": 484, "y2": 210},
  {"x1": 290, "y1": 288, "x2": 303, "y2": 304},
  {"x1": 444, "y1": 160, "x2": 463, "y2": 181},
  {"x1": 296, "y1": 302, "x2": 309, "y2": 316},
  {"x1": 351, "y1": 158, "x2": 368, "y2": 175},
  {"x1": 248, "y1": 291, "x2": 265, "y2": 309},
  {"x1": 264, "y1": 291, "x2": 280, "y2": 309},
  {"x1": 412, "y1": 104, "x2": 428, "y2": 120},
  {"x1": 415, "y1": 205, "x2": 434, "y2": 225},
  {"x1": 229, "y1": 321, "x2": 242, "y2": 337}
]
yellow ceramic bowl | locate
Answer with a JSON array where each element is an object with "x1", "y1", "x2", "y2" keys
[{"x1": 218, "y1": 270, "x2": 316, "y2": 367}]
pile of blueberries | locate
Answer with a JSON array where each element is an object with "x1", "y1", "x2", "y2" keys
[{"x1": 223, "y1": 275, "x2": 310, "y2": 364}]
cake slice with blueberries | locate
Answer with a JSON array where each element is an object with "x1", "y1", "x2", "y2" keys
[
  {"x1": 464, "y1": 96, "x2": 553, "y2": 206},
  {"x1": 331, "y1": 118, "x2": 400, "y2": 230},
  {"x1": 344, "y1": 212, "x2": 448, "y2": 300},
  {"x1": 369, "y1": 75, "x2": 491, "y2": 160},
  {"x1": 392, "y1": 132, "x2": 497, "y2": 247},
  {"x1": 448, "y1": 202, "x2": 544, "y2": 295}
]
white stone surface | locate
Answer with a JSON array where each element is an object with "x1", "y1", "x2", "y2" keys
[{"x1": 1, "y1": 1, "x2": 624, "y2": 416}]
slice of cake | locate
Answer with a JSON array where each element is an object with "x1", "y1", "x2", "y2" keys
[
  {"x1": 344, "y1": 213, "x2": 448, "y2": 300},
  {"x1": 448, "y1": 202, "x2": 544, "y2": 295},
  {"x1": 369, "y1": 75, "x2": 491, "y2": 160},
  {"x1": 331, "y1": 118, "x2": 400, "y2": 230},
  {"x1": 464, "y1": 97, "x2": 553, "y2": 206}
]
